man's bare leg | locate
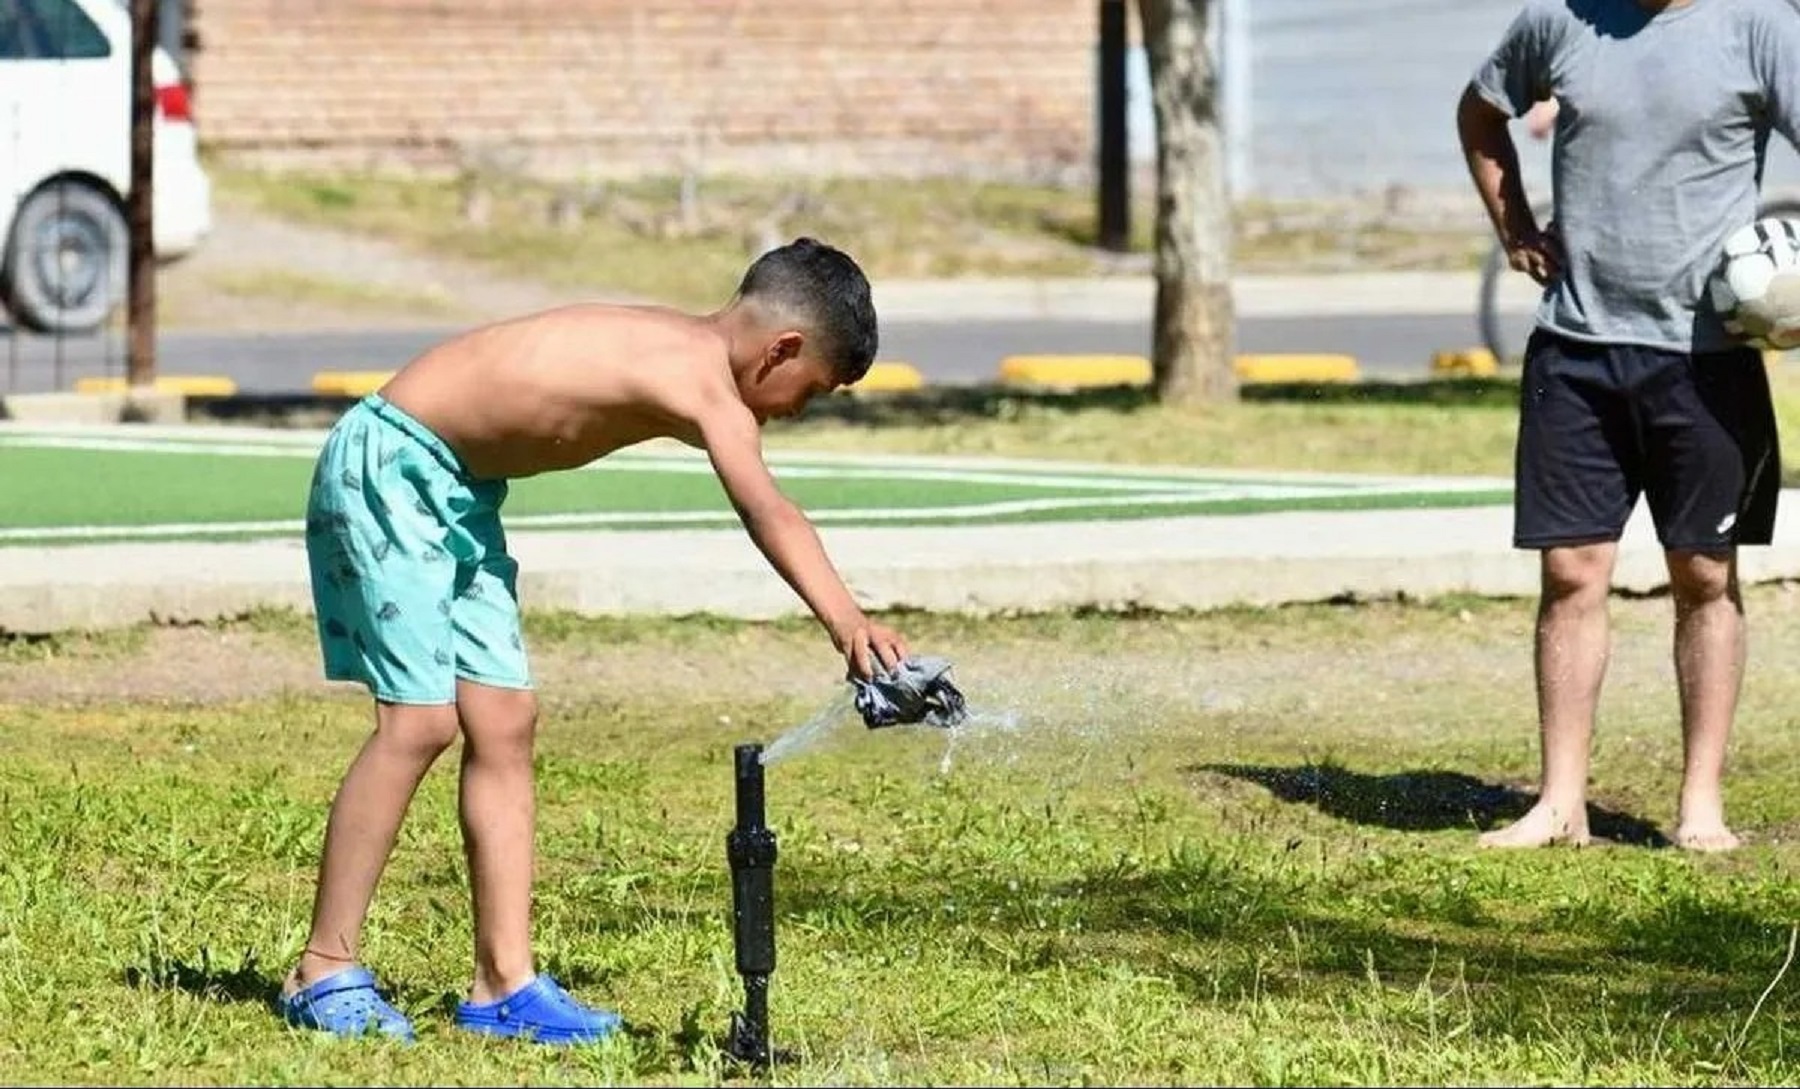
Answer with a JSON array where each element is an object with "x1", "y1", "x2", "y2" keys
[
  {"x1": 1480, "y1": 542, "x2": 1615, "y2": 848},
  {"x1": 285, "y1": 702, "x2": 461, "y2": 994},
  {"x1": 455, "y1": 680, "x2": 541, "y2": 1004},
  {"x1": 1667, "y1": 549, "x2": 1743, "y2": 852}
]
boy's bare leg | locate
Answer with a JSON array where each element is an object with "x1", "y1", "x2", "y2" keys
[
  {"x1": 455, "y1": 680, "x2": 540, "y2": 1004},
  {"x1": 1667, "y1": 549, "x2": 1744, "y2": 852},
  {"x1": 1480, "y1": 542, "x2": 1615, "y2": 848},
  {"x1": 286, "y1": 702, "x2": 461, "y2": 993}
]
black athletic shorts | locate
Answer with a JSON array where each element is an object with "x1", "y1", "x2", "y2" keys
[{"x1": 1514, "y1": 329, "x2": 1779, "y2": 552}]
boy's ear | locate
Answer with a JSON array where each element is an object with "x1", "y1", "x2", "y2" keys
[{"x1": 764, "y1": 331, "x2": 805, "y2": 366}]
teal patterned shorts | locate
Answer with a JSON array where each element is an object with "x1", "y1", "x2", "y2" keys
[{"x1": 305, "y1": 395, "x2": 531, "y2": 705}]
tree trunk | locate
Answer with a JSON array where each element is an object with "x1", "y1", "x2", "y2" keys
[
  {"x1": 127, "y1": 0, "x2": 158, "y2": 389},
  {"x1": 1136, "y1": 0, "x2": 1236, "y2": 404}
]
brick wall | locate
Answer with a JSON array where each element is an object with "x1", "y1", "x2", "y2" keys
[{"x1": 190, "y1": 0, "x2": 1097, "y2": 180}]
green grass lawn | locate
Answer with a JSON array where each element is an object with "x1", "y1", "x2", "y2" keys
[
  {"x1": 0, "y1": 430, "x2": 1511, "y2": 543},
  {"x1": 0, "y1": 445, "x2": 1092, "y2": 528},
  {"x1": 2, "y1": 601, "x2": 1799, "y2": 1085},
  {"x1": 6, "y1": 372, "x2": 1800, "y2": 1083}
]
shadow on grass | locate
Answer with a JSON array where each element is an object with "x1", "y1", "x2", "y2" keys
[
  {"x1": 1195, "y1": 762, "x2": 1671, "y2": 847},
  {"x1": 1240, "y1": 376, "x2": 1521, "y2": 408},
  {"x1": 123, "y1": 947, "x2": 281, "y2": 1008},
  {"x1": 123, "y1": 945, "x2": 657, "y2": 1040},
  {"x1": 774, "y1": 837, "x2": 1789, "y2": 1033},
  {"x1": 186, "y1": 378, "x2": 1524, "y2": 433},
  {"x1": 780, "y1": 377, "x2": 1523, "y2": 431},
  {"x1": 754, "y1": 852, "x2": 1798, "y2": 1080},
  {"x1": 772, "y1": 853, "x2": 1579, "y2": 1008}
]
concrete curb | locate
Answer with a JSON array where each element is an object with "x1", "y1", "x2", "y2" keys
[
  {"x1": 73, "y1": 375, "x2": 238, "y2": 397},
  {"x1": 998, "y1": 354, "x2": 1151, "y2": 388},
  {"x1": 19, "y1": 355, "x2": 1504, "y2": 428},
  {"x1": 0, "y1": 389, "x2": 188, "y2": 424},
  {"x1": 9, "y1": 500, "x2": 1800, "y2": 635},
  {"x1": 311, "y1": 371, "x2": 393, "y2": 397},
  {"x1": 1234, "y1": 354, "x2": 1360, "y2": 384},
  {"x1": 853, "y1": 362, "x2": 927, "y2": 392}
]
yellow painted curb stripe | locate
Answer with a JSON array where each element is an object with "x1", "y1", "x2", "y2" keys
[
  {"x1": 999, "y1": 352, "x2": 1366, "y2": 388},
  {"x1": 1431, "y1": 348, "x2": 1499, "y2": 377},
  {"x1": 1232, "y1": 354, "x2": 1360, "y2": 383},
  {"x1": 311, "y1": 370, "x2": 396, "y2": 397},
  {"x1": 849, "y1": 361, "x2": 925, "y2": 393},
  {"x1": 73, "y1": 375, "x2": 238, "y2": 396},
  {"x1": 999, "y1": 354, "x2": 1152, "y2": 387}
]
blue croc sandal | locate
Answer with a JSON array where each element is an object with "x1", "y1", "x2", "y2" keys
[
  {"x1": 279, "y1": 966, "x2": 416, "y2": 1042},
  {"x1": 454, "y1": 975, "x2": 622, "y2": 1045}
]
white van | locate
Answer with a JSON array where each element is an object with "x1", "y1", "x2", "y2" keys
[{"x1": 0, "y1": 0, "x2": 212, "y2": 334}]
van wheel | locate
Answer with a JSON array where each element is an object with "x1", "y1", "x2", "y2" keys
[{"x1": 1, "y1": 180, "x2": 128, "y2": 335}]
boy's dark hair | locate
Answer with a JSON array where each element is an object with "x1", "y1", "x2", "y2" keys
[{"x1": 735, "y1": 237, "x2": 878, "y2": 383}]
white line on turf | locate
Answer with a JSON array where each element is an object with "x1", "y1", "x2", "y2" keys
[
  {"x1": 0, "y1": 485, "x2": 1515, "y2": 543},
  {"x1": 0, "y1": 433, "x2": 1508, "y2": 496},
  {"x1": 0, "y1": 424, "x2": 1513, "y2": 491}
]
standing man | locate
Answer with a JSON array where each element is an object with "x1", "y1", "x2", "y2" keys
[{"x1": 1457, "y1": 0, "x2": 1800, "y2": 850}]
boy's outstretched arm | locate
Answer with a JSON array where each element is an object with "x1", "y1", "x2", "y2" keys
[{"x1": 698, "y1": 399, "x2": 908, "y2": 681}]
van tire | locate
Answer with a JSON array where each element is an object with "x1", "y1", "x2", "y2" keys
[{"x1": 1, "y1": 180, "x2": 128, "y2": 335}]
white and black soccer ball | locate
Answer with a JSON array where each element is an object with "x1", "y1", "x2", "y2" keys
[{"x1": 1708, "y1": 217, "x2": 1800, "y2": 350}]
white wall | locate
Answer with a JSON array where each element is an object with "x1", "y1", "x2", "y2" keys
[{"x1": 1125, "y1": 0, "x2": 1800, "y2": 201}]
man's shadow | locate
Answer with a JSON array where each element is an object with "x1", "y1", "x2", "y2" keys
[{"x1": 1194, "y1": 762, "x2": 1671, "y2": 847}]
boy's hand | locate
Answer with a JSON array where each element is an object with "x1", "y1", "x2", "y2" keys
[{"x1": 832, "y1": 614, "x2": 909, "y2": 682}]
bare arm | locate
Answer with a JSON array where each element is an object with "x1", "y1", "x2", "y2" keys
[
  {"x1": 1749, "y1": 5, "x2": 1800, "y2": 155},
  {"x1": 696, "y1": 394, "x2": 907, "y2": 680},
  {"x1": 1458, "y1": 84, "x2": 1560, "y2": 285}
]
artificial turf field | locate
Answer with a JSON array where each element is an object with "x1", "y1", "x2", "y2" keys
[{"x1": 0, "y1": 423, "x2": 1512, "y2": 545}]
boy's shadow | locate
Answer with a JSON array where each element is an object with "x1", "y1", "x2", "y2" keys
[
  {"x1": 1194, "y1": 762, "x2": 1671, "y2": 847},
  {"x1": 123, "y1": 949, "x2": 282, "y2": 1008},
  {"x1": 124, "y1": 950, "x2": 627, "y2": 1012}
]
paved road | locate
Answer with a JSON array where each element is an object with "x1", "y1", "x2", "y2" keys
[{"x1": 0, "y1": 311, "x2": 1522, "y2": 396}]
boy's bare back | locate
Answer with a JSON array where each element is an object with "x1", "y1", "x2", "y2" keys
[
  {"x1": 347, "y1": 236, "x2": 904, "y2": 680},
  {"x1": 380, "y1": 303, "x2": 739, "y2": 481}
]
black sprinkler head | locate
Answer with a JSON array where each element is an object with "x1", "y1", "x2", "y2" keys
[{"x1": 723, "y1": 743, "x2": 792, "y2": 1069}]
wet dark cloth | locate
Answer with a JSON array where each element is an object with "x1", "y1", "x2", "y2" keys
[{"x1": 852, "y1": 656, "x2": 967, "y2": 729}]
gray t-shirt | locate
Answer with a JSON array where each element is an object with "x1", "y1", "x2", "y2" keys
[{"x1": 1473, "y1": 0, "x2": 1800, "y2": 352}]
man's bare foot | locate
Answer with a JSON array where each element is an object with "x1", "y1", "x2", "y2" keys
[
  {"x1": 1674, "y1": 822, "x2": 1740, "y2": 852},
  {"x1": 1477, "y1": 801, "x2": 1591, "y2": 848}
]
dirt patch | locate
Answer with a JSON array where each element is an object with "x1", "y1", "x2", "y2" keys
[
  {"x1": 0, "y1": 601, "x2": 1531, "y2": 715},
  {"x1": 7, "y1": 591, "x2": 1794, "y2": 726},
  {"x1": 155, "y1": 194, "x2": 618, "y2": 333},
  {"x1": 0, "y1": 626, "x2": 325, "y2": 705},
  {"x1": 0, "y1": 621, "x2": 830, "y2": 707}
]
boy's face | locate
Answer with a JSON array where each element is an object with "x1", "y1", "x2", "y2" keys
[{"x1": 742, "y1": 333, "x2": 840, "y2": 423}]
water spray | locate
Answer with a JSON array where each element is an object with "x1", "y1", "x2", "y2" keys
[
  {"x1": 720, "y1": 663, "x2": 968, "y2": 1066},
  {"x1": 724, "y1": 743, "x2": 782, "y2": 1069}
]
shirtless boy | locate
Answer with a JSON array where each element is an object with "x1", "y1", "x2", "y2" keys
[{"x1": 279, "y1": 238, "x2": 910, "y2": 1043}]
